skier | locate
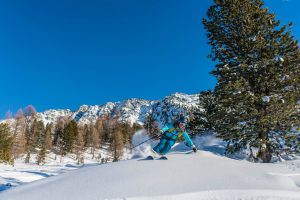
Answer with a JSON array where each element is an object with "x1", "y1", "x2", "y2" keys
[{"x1": 151, "y1": 116, "x2": 197, "y2": 159}]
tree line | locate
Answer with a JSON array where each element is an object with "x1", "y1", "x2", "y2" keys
[{"x1": 0, "y1": 105, "x2": 142, "y2": 165}]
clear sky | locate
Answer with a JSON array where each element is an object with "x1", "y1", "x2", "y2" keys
[{"x1": 0, "y1": 0, "x2": 299, "y2": 117}]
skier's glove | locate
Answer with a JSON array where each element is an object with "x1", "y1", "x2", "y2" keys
[
  {"x1": 192, "y1": 145, "x2": 197, "y2": 153},
  {"x1": 155, "y1": 130, "x2": 164, "y2": 138}
]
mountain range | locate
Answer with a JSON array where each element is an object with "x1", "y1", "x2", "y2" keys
[{"x1": 2, "y1": 93, "x2": 201, "y2": 127}]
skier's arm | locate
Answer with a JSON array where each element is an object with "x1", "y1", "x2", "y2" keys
[
  {"x1": 182, "y1": 131, "x2": 197, "y2": 152},
  {"x1": 182, "y1": 131, "x2": 193, "y2": 147},
  {"x1": 154, "y1": 125, "x2": 170, "y2": 138},
  {"x1": 161, "y1": 125, "x2": 170, "y2": 133}
]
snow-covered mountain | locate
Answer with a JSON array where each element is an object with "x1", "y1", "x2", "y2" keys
[{"x1": 3, "y1": 93, "x2": 200, "y2": 126}]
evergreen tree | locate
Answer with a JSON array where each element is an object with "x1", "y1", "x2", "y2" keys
[
  {"x1": 25, "y1": 119, "x2": 44, "y2": 163},
  {"x1": 82, "y1": 124, "x2": 92, "y2": 148},
  {"x1": 36, "y1": 145, "x2": 46, "y2": 165},
  {"x1": 62, "y1": 120, "x2": 78, "y2": 153},
  {"x1": 53, "y1": 117, "x2": 66, "y2": 158},
  {"x1": 118, "y1": 123, "x2": 131, "y2": 147},
  {"x1": 144, "y1": 112, "x2": 160, "y2": 138},
  {"x1": 203, "y1": 0, "x2": 300, "y2": 162},
  {"x1": 33, "y1": 120, "x2": 45, "y2": 147},
  {"x1": 101, "y1": 115, "x2": 112, "y2": 144},
  {"x1": 36, "y1": 123, "x2": 50, "y2": 165},
  {"x1": 188, "y1": 90, "x2": 217, "y2": 134},
  {"x1": 0, "y1": 123, "x2": 14, "y2": 164}
]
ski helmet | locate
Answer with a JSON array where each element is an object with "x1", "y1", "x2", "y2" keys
[{"x1": 176, "y1": 115, "x2": 188, "y2": 124}]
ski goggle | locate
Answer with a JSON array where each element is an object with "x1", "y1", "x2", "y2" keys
[{"x1": 179, "y1": 122, "x2": 186, "y2": 128}]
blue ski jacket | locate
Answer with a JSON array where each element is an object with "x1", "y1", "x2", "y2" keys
[{"x1": 161, "y1": 124, "x2": 194, "y2": 147}]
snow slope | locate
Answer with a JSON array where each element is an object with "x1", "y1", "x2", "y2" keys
[
  {"x1": 1, "y1": 150, "x2": 300, "y2": 200},
  {"x1": 0, "y1": 151, "x2": 107, "y2": 192}
]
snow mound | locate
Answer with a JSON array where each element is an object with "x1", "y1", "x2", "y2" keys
[{"x1": 1, "y1": 150, "x2": 300, "y2": 200}]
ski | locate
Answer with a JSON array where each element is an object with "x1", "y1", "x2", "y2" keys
[
  {"x1": 157, "y1": 156, "x2": 168, "y2": 160},
  {"x1": 138, "y1": 155, "x2": 169, "y2": 161},
  {"x1": 139, "y1": 155, "x2": 154, "y2": 161}
]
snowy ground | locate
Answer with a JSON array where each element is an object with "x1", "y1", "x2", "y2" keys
[
  {"x1": 1, "y1": 132, "x2": 300, "y2": 200},
  {"x1": 0, "y1": 148, "x2": 115, "y2": 192},
  {"x1": 0, "y1": 159, "x2": 79, "y2": 192}
]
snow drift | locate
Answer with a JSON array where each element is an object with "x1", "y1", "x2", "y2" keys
[{"x1": 1, "y1": 149, "x2": 300, "y2": 200}]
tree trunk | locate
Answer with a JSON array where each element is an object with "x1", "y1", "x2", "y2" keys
[{"x1": 258, "y1": 143, "x2": 272, "y2": 163}]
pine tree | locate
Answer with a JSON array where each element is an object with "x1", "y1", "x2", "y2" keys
[
  {"x1": 203, "y1": 0, "x2": 300, "y2": 162},
  {"x1": 36, "y1": 145, "x2": 46, "y2": 165},
  {"x1": 0, "y1": 123, "x2": 14, "y2": 164},
  {"x1": 119, "y1": 122, "x2": 135, "y2": 148},
  {"x1": 36, "y1": 122, "x2": 50, "y2": 165},
  {"x1": 53, "y1": 117, "x2": 66, "y2": 158},
  {"x1": 62, "y1": 120, "x2": 78, "y2": 153},
  {"x1": 100, "y1": 115, "x2": 112, "y2": 144},
  {"x1": 144, "y1": 112, "x2": 160, "y2": 138},
  {"x1": 188, "y1": 90, "x2": 217, "y2": 134},
  {"x1": 24, "y1": 119, "x2": 45, "y2": 163},
  {"x1": 34, "y1": 120, "x2": 45, "y2": 147},
  {"x1": 82, "y1": 124, "x2": 92, "y2": 148}
]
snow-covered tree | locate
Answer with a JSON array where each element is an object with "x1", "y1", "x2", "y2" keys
[{"x1": 203, "y1": 0, "x2": 300, "y2": 162}]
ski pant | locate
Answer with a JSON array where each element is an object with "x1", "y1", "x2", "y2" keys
[{"x1": 153, "y1": 135, "x2": 176, "y2": 155}]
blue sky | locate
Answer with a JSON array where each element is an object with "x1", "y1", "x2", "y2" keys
[{"x1": 0, "y1": 0, "x2": 299, "y2": 117}]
